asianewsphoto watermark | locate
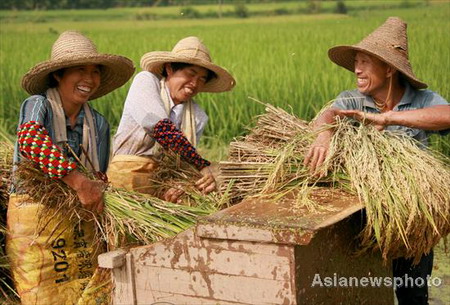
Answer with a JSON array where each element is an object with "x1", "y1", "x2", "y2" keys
[{"x1": 311, "y1": 273, "x2": 443, "y2": 288}]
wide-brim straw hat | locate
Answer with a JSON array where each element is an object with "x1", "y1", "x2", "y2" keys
[
  {"x1": 328, "y1": 17, "x2": 427, "y2": 89},
  {"x1": 22, "y1": 31, "x2": 135, "y2": 100},
  {"x1": 140, "y1": 36, "x2": 235, "y2": 93}
]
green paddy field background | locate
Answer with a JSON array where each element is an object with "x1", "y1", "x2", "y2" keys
[
  {"x1": 0, "y1": 1, "x2": 449, "y2": 302},
  {"x1": 1, "y1": 1, "x2": 449, "y2": 158}
]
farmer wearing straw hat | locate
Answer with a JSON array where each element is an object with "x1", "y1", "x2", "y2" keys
[
  {"x1": 109, "y1": 36, "x2": 235, "y2": 203},
  {"x1": 7, "y1": 31, "x2": 134, "y2": 304},
  {"x1": 304, "y1": 17, "x2": 449, "y2": 305}
]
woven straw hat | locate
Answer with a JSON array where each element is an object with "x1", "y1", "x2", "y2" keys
[
  {"x1": 140, "y1": 36, "x2": 235, "y2": 93},
  {"x1": 22, "y1": 31, "x2": 135, "y2": 100},
  {"x1": 328, "y1": 17, "x2": 427, "y2": 89}
]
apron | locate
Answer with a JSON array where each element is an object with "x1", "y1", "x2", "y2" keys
[{"x1": 107, "y1": 154, "x2": 159, "y2": 194}]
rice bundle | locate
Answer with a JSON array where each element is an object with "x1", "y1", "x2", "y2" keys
[
  {"x1": 148, "y1": 150, "x2": 230, "y2": 208},
  {"x1": 0, "y1": 137, "x2": 19, "y2": 303},
  {"x1": 220, "y1": 104, "x2": 340, "y2": 206},
  {"x1": 221, "y1": 104, "x2": 313, "y2": 202},
  {"x1": 221, "y1": 102, "x2": 450, "y2": 262},
  {"x1": 0, "y1": 142, "x2": 13, "y2": 203},
  {"x1": 15, "y1": 160, "x2": 224, "y2": 249},
  {"x1": 326, "y1": 120, "x2": 450, "y2": 261}
]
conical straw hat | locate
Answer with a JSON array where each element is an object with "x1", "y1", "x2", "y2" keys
[
  {"x1": 22, "y1": 31, "x2": 135, "y2": 100},
  {"x1": 328, "y1": 17, "x2": 427, "y2": 89},
  {"x1": 140, "y1": 36, "x2": 236, "y2": 93}
]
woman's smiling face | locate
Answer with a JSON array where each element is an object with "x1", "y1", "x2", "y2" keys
[
  {"x1": 55, "y1": 64, "x2": 101, "y2": 105},
  {"x1": 165, "y1": 64, "x2": 209, "y2": 104}
]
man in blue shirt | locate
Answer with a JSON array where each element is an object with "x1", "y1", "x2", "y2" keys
[{"x1": 304, "y1": 17, "x2": 450, "y2": 305}]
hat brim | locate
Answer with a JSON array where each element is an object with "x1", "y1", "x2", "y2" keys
[
  {"x1": 140, "y1": 51, "x2": 236, "y2": 93},
  {"x1": 22, "y1": 54, "x2": 135, "y2": 100},
  {"x1": 328, "y1": 45, "x2": 427, "y2": 89}
]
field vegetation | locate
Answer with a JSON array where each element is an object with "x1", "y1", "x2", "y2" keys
[{"x1": 0, "y1": 1, "x2": 448, "y2": 161}]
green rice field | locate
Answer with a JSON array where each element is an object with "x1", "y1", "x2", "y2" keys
[{"x1": 1, "y1": 1, "x2": 449, "y2": 160}]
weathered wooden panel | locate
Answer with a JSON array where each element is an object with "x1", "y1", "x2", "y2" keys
[
  {"x1": 111, "y1": 252, "x2": 137, "y2": 305},
  {"x1": 103, "y1": 189, "x2": 393, "y2": 305},
  {"x1": 131, "y1": 228, "x2": 296, "y2": 304},
  {"x1": 295, "y1": 213, "x2": 393, "y2": 305},
  {"x1": 196, "y1": 223, "x2": 315, "y2": 245},
  {"x1": 134, "y1": 266, "x2": 295, "y2": 305},
  {"x1": 136, "y1": 291, "x2": 253, "y2": 305},
  {"x1": 132, "y1": 230, "x2": 294, "y2": 281}
]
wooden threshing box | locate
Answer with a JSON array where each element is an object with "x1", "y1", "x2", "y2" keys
[{"x1": 99, "y1": 188, "x2": 393, "y2": 305}]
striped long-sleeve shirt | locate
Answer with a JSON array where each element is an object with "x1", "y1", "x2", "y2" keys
[{"x1": 13, "y1": 94, "x2": 110, "y2": 180}]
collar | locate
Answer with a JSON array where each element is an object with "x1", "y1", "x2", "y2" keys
[
  {"x1": 361, "y1": 82, "x2": 413, "y2": 110},
  {"x1": 65, "y1": 107, "x2": 86, "y2": 128},
  {"x1": 396, "y1": 82, "x2": 414, "y2": 107}
]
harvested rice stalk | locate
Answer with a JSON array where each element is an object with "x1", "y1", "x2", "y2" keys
[
  {"x1": 148, "y1": 150, "x2": 231, "y2": 210},
  {"x1": 0, "y1": 142, "x2": 13, "y2": 203},
  {"x1": 15, "y1": 160, "x2": 223, "y2": 249},
  {"x1": 247, "y1": 103, "x2": 309, "y2": 144},
  {"x1": 220, "y1": 102, "x2": 337, "y2": 209},
  {"x1": 148, "y1": 150, "x2": 202, "y2": 201},
  {"x1": 0, "y1": 140, "x2": 19, "y2": 304},
  {"x1": 221, "y1": 101, "x2": 450, "y2": 261},
  {"x1": 324, "y1": 118, "x2": 450, "y2": 262}
]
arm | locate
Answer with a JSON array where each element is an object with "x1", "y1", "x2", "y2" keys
[
  {"x1": 340, "y1": 105, "x2": 450, "y2": 131},
  {"x1": 153, "y1": 119, "x2": 211, "y2": 170},
  {"x1": 153, "y1": 119, "x2": 216, "y2": 197},
  {"x1": 17, "y1": 121, "x2": 104, "y2": 213},
  {"x1": 124, "y1": 72, "x2": 170, "y2": 134},
  {"x1": 303, "y1": 107, "x2": 340, "y2": 175}
]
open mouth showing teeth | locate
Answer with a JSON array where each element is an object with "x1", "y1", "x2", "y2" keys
[
  {"x1": 78, "y1": 86, "x2": 91, "y2": 93},
  {"x1": 357, "y1": 78, "x2": 368, "y2": 86}
]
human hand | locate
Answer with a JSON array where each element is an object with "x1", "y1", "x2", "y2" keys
[
  {"x1": 195, "y1": 166, "x2": 216, "y2": 194},
  {"x1": 337, "y1": 109, "x2": 387, "y2": 131},
  {"x1": 303, "y1": 130, "x2": 333, "y2": 177},
  {"x1": 163, "y1": 187, "x2": 185, "y2": 203},
  {"x1": 62, "y1": 171, "x2": 105, "y2": 214}
]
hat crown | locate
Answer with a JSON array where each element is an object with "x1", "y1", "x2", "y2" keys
[
  {"x1": 358, "y1": 17, "x2": 409, "y2": 59},
  {"x1": 171, "y1": 36, "x2": 212, "y2": 62},
  {"x1": 328, "y1": 16, "x2": 427, "y2": 89},
  {"x1": 51, "y1": 31, "x2": 98, "y2": 61}
]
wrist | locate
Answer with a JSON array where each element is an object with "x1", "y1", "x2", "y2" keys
[
  {"x1": 316, "y1": 129, "x2": 333, "y2": 140},
  {"x1": 62, "y1": 170, "x2": 86, "y2": 192},
  {"x1": 382, "y1": 111, "x2": 394, "y2": 126}
]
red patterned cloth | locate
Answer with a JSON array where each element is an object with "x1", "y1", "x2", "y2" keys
[
  {"x1": 153, "y1": 119, "x2": 210, "y2": 170},
  {"x1": 17, "y1": 121, "x2": 77, "y2": 179}
]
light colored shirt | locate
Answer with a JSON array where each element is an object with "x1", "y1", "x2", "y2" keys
[
  {"x1": 113, "y1": 71, "x2": 208, "y2": 156},
  {"x1": 332, "y1": 83, "x2": 449, "y2": 146}
]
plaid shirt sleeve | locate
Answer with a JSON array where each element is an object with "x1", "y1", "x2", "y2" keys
[
  {"x1": 17, "y1": 121, "x2": 77, "y2": 179},
  {"x1": 153, "y1": 119, "x2": 211, "y2": 170}
]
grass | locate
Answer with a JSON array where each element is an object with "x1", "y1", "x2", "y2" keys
[
  {"x1": 0, "y1": 1, "x2": 433, "y2": 23},
  {"x1": 1, "y1": 4, "x2": 449, "y2": 159}
]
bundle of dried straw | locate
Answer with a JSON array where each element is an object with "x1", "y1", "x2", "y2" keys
[
  {"x1": 15, "y1": 158, "x2": 225, "y2": 248},
  {"x1": 220, "y1": 102, "x2": 450, "y2": 262},
  {"x1": 0, "y1": 136, "x2": 19, "y2": 303}
]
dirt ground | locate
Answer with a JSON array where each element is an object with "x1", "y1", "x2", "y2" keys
[{"x1": 429, "y1": 240, "x2": 450, "y2": 305}]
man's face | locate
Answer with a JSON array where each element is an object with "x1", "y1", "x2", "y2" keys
[{"x1": 354, "y1": 52, "x2": 391, "y2": 98}]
